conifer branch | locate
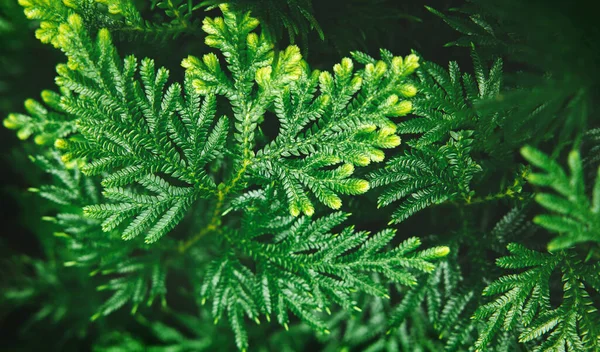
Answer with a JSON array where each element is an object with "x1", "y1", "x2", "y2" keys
[{"x1": 5, "y1": 1, "x2": 598, "y2": 351}]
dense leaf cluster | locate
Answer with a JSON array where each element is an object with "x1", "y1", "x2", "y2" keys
[{"x1": 1, "y1": 0, "x2": 598, "y2": 351}]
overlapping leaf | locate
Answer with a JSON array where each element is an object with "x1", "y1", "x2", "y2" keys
[
  {"x1": 183, "y1": 8, "x2": 420, "y2": 216},
  {"x1": 474, "y1": 244, "x2": 600, "y2": 352},
  {"x1": 522, "y1": 146, "x2": 600, "y2": 250},
  {"x1": 196, "y1": 192, "x2": 449, "y2": 350},
  {"x1": 369, "y1": 130, "x2": 481, "y2": 223},
  {"x1": 47, "y1": 14, "x2": 227, "y2": 243}
]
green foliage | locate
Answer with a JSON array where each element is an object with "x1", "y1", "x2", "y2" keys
[
  {"x1": 1, "y1": 3, "x2": 446, "y2": 350},
  {"x1": 370, "y1": 130, "x2": 482, "y2": 223},
  {"x1": 426, "y1": 0, "x2": 599, "y2": 152},
  {"x1": 0, "y1": 251, "x2": 97, "y2": 347},
  {"x1": 584, "y1": 128, "x2": 600, "y2": 169},
  {"x1": 28, "y1": 151, "x2": 98, "y2": 207},
  {"x1": 182, "y1": 14, "x2": 418, "y2": 217},
  {"x1": 54, "y1": 16, "x2": 225, "y2": 242},
  {"x1": 522, "y1": 146, "x2": 600, "y2": 251},
  {"x1": 200, "y1": 0, "x2": 420, "y2": 57},
  {"x1": 26, "y1": 152, "x2": 171, "y2": 320},
  {"x1": 320, "y1": 296, "x2": 444, "y2": 352},
  {"x1": 474, "y1": 244, "x2": 600, "y2": 351},
  {"x1": 3, "y1": 89, "x2": 76, "y2": 145},
  {"x1": 200, "y1": 0, "x2": 322, "y2": 47},
  {"x1": 2, "y1": 0, "x2": 599, "y2": 351},
  {"x1": 93, "y1": 313, "x2": 231, "y2": 351},
  {"x1": 18, "y1": 0, "x2": 118, "y2": 47},
  {"x1": 28, "y1": 5, "x2": 419, "y2": 245},
  {"x1": 1, "y1": 153, "x2": 99, "y2": 348},
  {"x1": 19, "y1": 0, "x2": 202, "y2": 44},
  {"x1": 385, "y1": 205, "x2": 533, "y2": 352},
  {"x1": 195, "y1": 190, "x2": 448, "y2": 350},
  {"x1": 100, "y1": 0, "x2": 205, "y2": 39},
  {"x1": 399, "y1": 49, "x2": 508, "y2": 156},
  {"x1": 368, "y1": 49, "x2": 527, "y2": 224}
]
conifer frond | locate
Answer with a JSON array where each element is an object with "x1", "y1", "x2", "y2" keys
[
  {"x1": 369, "y1": 130, "x2": 482, "y2": 223},
  {"x1": 400, "y1": 49, "x2": 502, "y2": 151},
  {"x1": 44, "y1": 14, "x2": 226, "y2": 243},
  {"x1": 7, "y1": 0, "x2": 598, "y2": 350},
  {"x1": 28, "y1": 119, "x2": 171, "y2": 330},
  {"x1": 387, "y1": 256, "x2": 484, "y2": 352},
  {"x1": 94, "y1": 312, "x2": 227, "y2": 351},
  {"x1": 474, "y1": 244, "x2": 600, "y2": 352},
  {"x1": 29, "y1": 151, "x2": 172, "y2": 320},
  {"x1": 183, "y1": 7, "x2": 419, "y2": 216},
  {"x1": 29, "y1": 151, "x2": 97, "y2": 206},
  {"x1": 321, "y1": 296, "x2": 444, "y2": 352},
  {"x1": 427, "y1": 0, "x2": 599, "y2": 152},
  {"x1": 25, "y1": 5, "x2": 420, "y2": 246},
  {"x1": 396, "y1": 48, "x2": 521, "y2": 163},
  {"x1": 17, "y1": 0, "x2": 126, "y2": 46},
  {"x1": 19, "y1": 0, "x2": 201, "y2": 46},
  {"x1": 199, "y1": 0, "x2": 323, "y2": 48},
  {"x1": 18, "y1": 0, "x2": 72, "y2": 47},
  {"x1": 199, "y1": 0, "x2": 418, "y2": 57},
  {"x1": 197, "y1": 197, "x2": 449, "y2": 350},
  {"x1": 521, "y1": 146, "x2": 600, "y2": 251},
  {"x1": 0, "y1": 250, "x2": 97, "y2": 342},
  {"x1": 92, "y1": 253, "x2": 168, "y2": 320},
  {"x1": 3, "y1": 89, "x2": 76, "y2": 145},
  {"x1": 584, "y1": 128, "x2": 600, "y2": 169},
  {"x1": 386, "y1": 206, "x2": 533, "y2": 351},
  {"x1": 104, "y1": 0, "x2": 204, "y2": 40}
]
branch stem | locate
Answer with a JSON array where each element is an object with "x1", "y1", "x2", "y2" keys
[{"x1": 178, "y1": 159, "x2": 252, "y2": 253}]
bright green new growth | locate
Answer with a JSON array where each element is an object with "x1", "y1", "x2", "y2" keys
[
  {"x1": 521, "y1": 146, "x2": 600, "y2": 251},
  {"x1": 3, "y1": 88, "x2": 75, "y2": 145},
  {"x1": 19, "y1": 0, "x2": 202, "y2": 45},
  {"x1": 2, "y1": 3, "x2": 454, "y2": 350},
  {"x1": 42, "y1": 5, "x2": 419, "y2": 243},
  {"x1": 182, "y1": 10, "x2": 418, "y2": 217},
  {"x1": 6, "y1": 1, "x2": 598, "y2": 351},
  {"x1": 49, "y1": 14, "x2": 221, "y2": 244},
  {"x1": 367, "y1": 49, "x2": 518, "y2": 224}
]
